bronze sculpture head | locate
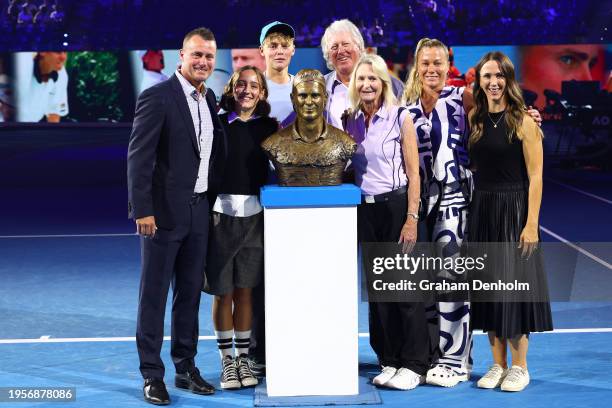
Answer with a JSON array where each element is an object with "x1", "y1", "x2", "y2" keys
[
  {"x1": 291, "y1": 70, "x2": 327, "y2": 128},
  {"x1": 261, "y1": 69, "x2": 357, "y2": 187}
]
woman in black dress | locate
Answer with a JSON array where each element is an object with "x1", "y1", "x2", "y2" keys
[{"x1": 468, "y1": 51, "x2": 553, "y2": 392}]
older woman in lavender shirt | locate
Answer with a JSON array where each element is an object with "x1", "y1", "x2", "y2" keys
[{"x1": 343, "y1": 54, "x2": 429, "y2": 391}]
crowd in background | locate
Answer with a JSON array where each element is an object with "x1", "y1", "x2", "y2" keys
[
  {"x1": 1, "y1": 0, "x2": 608, "y2": 51},
  {"x1": 5, "y1": 0, "x2": 64, "y2": 25}
]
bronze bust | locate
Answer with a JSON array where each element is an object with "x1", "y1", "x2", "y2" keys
[{"x1": 261, "y1": 69, "x2": 356, "y2": 186}]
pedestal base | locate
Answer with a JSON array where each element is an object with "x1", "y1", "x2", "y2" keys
[{"x1": 262, "y1": 184, "x2": 361, "y2": 397}]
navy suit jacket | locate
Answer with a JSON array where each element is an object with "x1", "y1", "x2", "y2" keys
[{"x1": 127, "y1": 74, "x2": 226, "y2": 229}]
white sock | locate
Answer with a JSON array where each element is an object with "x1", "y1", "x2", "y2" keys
[
  {"x1": 215, "y1": 329, "x2": 234, "y2": 359},
  {"x1": 234, "y1": 330, "x2": 251, "y2": 357}
]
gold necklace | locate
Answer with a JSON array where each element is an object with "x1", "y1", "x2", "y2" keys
[{"x1": 487, "y1": 110, "x2": 506, "y2": 128}]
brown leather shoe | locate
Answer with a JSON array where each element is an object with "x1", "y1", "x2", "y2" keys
[
  {"x1": 175, "y1": 367, "x2": 215, "y2": 395},
  {"x1": 143, "y1": 378, "x2": 170, "y2": 405}
]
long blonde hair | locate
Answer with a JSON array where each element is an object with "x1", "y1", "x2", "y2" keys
[
  {"x1": 401, "y1": 38, "x2": 449, "y2": 105},
  {"x1": 348, "y1": 54, "x2": 397, "y2": 112},
  {"x1": 468, "y1": 51, "x2": 534, "y2": 147}
]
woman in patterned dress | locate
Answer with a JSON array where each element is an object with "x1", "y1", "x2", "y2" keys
[{"x1": 401, "y1": 38, "x2": 541, "y2": 387}]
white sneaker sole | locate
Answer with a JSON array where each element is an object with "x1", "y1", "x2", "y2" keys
[
  {"x1": 220, "y1": 380, "x2": 241, "y2": 390},
  {"x1": 373, "y1": 378, "x2": 393, "y2": 386},
  {"x1": 373, "y1": 371, "x2": 397, "y2": 386},
  {"x1": 385, "y1": 374, "x2": 425, "y2": 391},
  {"x1": 477, "y1": 375, "x2": 506, "y2": 389},
  {"x1": 240, "y1": 377, "x2": 258, "y2": 388},
  {"x1": 501, "y1": 381, "x2": 529, "y2": 392}
]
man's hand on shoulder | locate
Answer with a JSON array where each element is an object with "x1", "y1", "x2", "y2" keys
[
  {"x1": 136, "y1": 216, "x2": 157, "y2": 237},
  {"x1": 526, "y1": 106, "x2": 542, "y2": 127}
]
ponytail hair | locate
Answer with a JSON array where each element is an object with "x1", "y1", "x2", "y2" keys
[{"x1": 401, "y1": 37, "x2": 449, "y2": 105}]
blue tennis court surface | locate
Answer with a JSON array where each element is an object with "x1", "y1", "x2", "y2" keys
[{"x1": 1, "y1": 236, "x2": 611, "y2": 407}]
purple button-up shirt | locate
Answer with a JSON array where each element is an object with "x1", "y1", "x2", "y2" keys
[{"x1": 344, "y1": 103, "x2": 409, "y2": 196}]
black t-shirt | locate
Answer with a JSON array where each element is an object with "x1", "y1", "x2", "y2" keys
[{"x1": 470, "y1": 111, "x2": 528, "y2": 185}]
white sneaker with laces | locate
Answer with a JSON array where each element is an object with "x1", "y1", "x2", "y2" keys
[
  {"x1": 500, "y1": 366, "x2": 530, "y2": 392},
  {"x1": 220, "y1": 356, "x2": 241, "y2": 390},
  {"x1": 384, "y1": 367, "x2": 425, "y2": 390},
  {"x1": 477, "y1": 364, "x2": 508, "y2": 389},
  {"x1": 236, "y1": 354, "x2": 259, "y2": 388},
  {"x1": 426, "y1": 364, "x2": 469, "y2": 387},
  {"x1": 372, "y1": 366, "x2": 397, "y2": 386}
]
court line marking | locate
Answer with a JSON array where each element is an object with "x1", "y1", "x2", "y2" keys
[
  {"x1": 540, "y1": 225, "x2": 612, "y2": 270},
  {"x1": 2, "y1": 328, "x2": 612, "y2": 344},
  {"x1": 546, "y1": 178, "x2": 612, "y2": 205},
  {"x1": 1, "y1": 223, "x2": 609, "y2": 341},
  {"x1": 0, "y1": 233, "x2": 137, "y2": 239}
]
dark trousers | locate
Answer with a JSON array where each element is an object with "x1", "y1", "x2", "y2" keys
[
  {"x1": 249, "y1": 278, "x2": 266, "y2": 361},
  {"x1": 358, "y1": 193, "x2": 431, "y2": 374},
  {"x1": 136, "y1": 195, "x2": 209, "y2": 380}
]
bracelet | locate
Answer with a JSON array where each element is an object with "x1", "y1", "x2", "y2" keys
[{"x1": 406, "y1": 212, "x2": 419, "y2": 221}]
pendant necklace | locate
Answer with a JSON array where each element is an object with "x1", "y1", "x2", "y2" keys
[{"x1": 487, "y1": 110, "x2": 505, "y2": 128}]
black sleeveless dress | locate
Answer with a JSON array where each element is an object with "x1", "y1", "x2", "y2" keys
[{"x1": 468, "y1": 111, "x2": 553, "y2": 337}]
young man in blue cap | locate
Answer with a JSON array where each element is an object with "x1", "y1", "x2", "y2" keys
[
  {"x1": 259, "y1": 21, "x2": 296, "y2": 127},
  {"x1": 246, "y1": 22, "x2": 296, "y2": 378}
]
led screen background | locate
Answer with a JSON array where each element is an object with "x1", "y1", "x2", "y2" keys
[{"x1": 2, "y1": 44, "x2": 610, "y2": 123}]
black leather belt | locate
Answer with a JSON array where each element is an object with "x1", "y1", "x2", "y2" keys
[{"x1": 361, "y1": 185, "x2": 407, "y2": 204}]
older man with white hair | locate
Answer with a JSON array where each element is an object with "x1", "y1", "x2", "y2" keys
[{"x1": 321, "y1": 19, "x2": 404, "y2": 128}]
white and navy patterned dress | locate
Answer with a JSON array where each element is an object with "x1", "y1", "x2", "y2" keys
[{"x1": 407, "y1": 86, "x2": 473, "y2": 375}]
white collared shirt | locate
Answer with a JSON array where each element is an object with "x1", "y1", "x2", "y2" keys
[
  {"x1": 344, "y1": 103, "x2": 408, "y2": 195},
  {"x1": 175, "y1": 70, "x2": 214, "y2": 193},
  {"x1": 15, "y1": 52, "x2": 69, "y2": 122},
  {"x1": 212, "y1": 194, "x2": 262, "y2": 217},
  {"x1": 324, "y1": 70, "x2": 349, "y2": 129}
]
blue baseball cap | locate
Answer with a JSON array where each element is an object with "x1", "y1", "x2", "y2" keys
[{"x1": 259, "y1": 21, "x2": 295, "y2": 45}]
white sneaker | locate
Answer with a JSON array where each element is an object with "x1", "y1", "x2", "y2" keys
[
  {"x1": 372, "y1": 366, "x2": 397, "y2": 386},
  {"x1": 236, "y1": 354, "x2": 259, "y2": 388},
  {"x1": 426, "y1": 364, "x2": 469, "y2": 387},
  {"x1": 384, "y1": 368, "x2": 425, "y2": 390},
  {"x1": 220, "y1": 356, "x2": 241, "y2": 389},
  {"x1": 500, "y1": 366, "x2": 530, "y2": 392},
  {"x1": 477, "y1": 364, "x2": 508, "y2": 389}
]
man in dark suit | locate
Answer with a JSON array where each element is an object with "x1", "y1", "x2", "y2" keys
[{"x1": 127, "y1": 26, "x2": 226, "y2": 405}]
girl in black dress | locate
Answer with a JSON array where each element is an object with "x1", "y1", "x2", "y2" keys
[{"x1": 468, "y1": 52, "x2": 553, "y2": 392}]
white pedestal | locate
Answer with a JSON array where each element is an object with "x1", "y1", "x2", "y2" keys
[{"x1": 262, "y1": 185, "x2": 360, "y2": 397}]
